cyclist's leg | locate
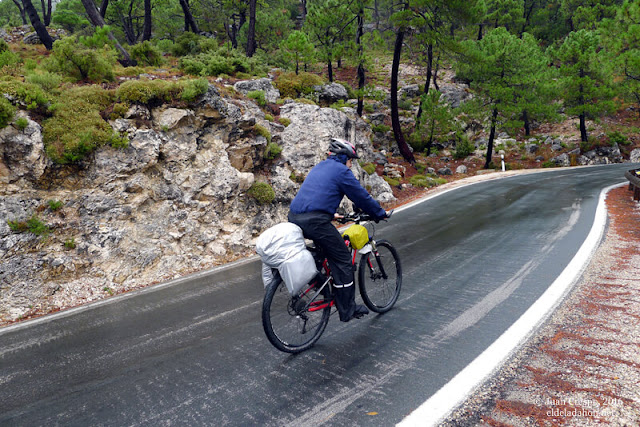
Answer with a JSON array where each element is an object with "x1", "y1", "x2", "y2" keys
[{"x1": 288, "y1": 212, "x2": 365, "y2": 321}]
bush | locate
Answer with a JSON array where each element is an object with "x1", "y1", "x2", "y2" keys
[
  {"x1": 608, "y1": 131, "x2": 630, "y2": 146},
  {"x1": 274, "y1": 71, "x2": 324, "y2": 98},
  {"x1": 48, "y1": 200, "x2": 64, "y2": 211},
  {"x1": 384, "y1": 176, "x2": 400, "y2": 187},
  {"x1": 179, "y1": 48, "x2": 266, "y2": 77},
  {"x1": 361, "y1": 162, "x2": 376, "y2": 175},
  {"x1": 116, "y1": 79, "x2": 178, "y2": 105},
  {"x1": 8, "y1": 215, "x2": 50, "y2": 236},
  {"x1": 180, "y1": 78, "x2": 209, "y2": 102},
  {"x1": 372, "y1": 124, "x2": 390, "y2": 133},
  {"x1": 247, "y1": 90, "x2": 266, "y2": 106},
  {"x1": 25, "y1": 71, "x2": 63, "y2": 93},
  {"x1": 0, "y1": 39, "x2": 9, "y2": 53},
  {"x1": 45, "y1": 34, "x2": 117, "y2": 82},
  {"x1": 453, "y1": 135, "x2": 475, "y2": 160},
  {"x1": 0, "y1": 97, "x2": 15, "y2": 129},
  {"x1": 130, "y1": 41, "x2": 165, "y2": 67},
  {"x1": 279, "y1": 117, "x2": 291, "y2": 127},
  {"x1": 247, "y1": 182, "x2": 275, "y2": 204},
  {"x1": 154, "y1": 39, "x2": 174, "y2": 54},
  {"x1": 254, "y1": 124, "x2": 272, "y2": 143},
  {"x1": 264, "y1": 142, "x2": 282, "y2": 159},
  {"x1": 43, "y1": 85, "x2": 117, "y2": 164},
  {"x1": 0, "y1": 49, "x2": 21, "y2": 69},
  {"x1": 15, "y1": 117, "x2": 28, "y2": 131},
  {"x1": 172, "y1": 32, "x2": 205, "y2": 57},
  {"x1": 0, "y1": 80, "x2": 50, "y2": 111}
]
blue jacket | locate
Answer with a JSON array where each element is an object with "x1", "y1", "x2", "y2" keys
[{"x1": 290, "y1": 156, "x2": 387, "y2": 220}]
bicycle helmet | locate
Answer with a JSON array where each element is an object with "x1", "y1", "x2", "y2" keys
[{"x1": 329, "y1": 138, "x2": 359, "y2": 159}]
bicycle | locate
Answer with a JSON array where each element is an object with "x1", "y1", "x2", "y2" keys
[{"x1": 261, "y1": 211, "x2": 402, "y2": 353}]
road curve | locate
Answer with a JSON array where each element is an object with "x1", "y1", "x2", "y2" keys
[{"x1": 0, "y1": 164, "x2": 633, "y2": 426}]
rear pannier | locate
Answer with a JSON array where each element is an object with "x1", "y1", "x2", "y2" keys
[{"x1": 256, "y1": 222, "x2": 318, "y2": 295}]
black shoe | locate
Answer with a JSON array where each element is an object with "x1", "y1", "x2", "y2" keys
[{"x1": 352, "y1": 305, "x2": 369, "y2": 319}]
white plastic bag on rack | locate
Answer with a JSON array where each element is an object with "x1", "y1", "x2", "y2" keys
[{"x1": 256, "y1": 222, "x2": 318, "y2": 295}]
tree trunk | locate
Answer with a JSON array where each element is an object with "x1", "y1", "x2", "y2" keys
[
  {"x1": 477, "y1": 23, "x2": 483, "y2": 40},
  {"x1": 246, "y1": 0, "x2": 257, "y2": 57},
  {"x1": 99, "y1": 0, "x2": 109, "y2": 18},
  {"x1": 39, "y1": 0, "x2": 51, "y2": 26},
  {"x1": 21, "y1": 0, "x2": 53, "y2": 50},
  {"x1": 523, "y1": 110, "x2": 530, "y2": 136},
  {"x1": 391, "y1": 28, "x2": 415, "y2": 164},
  {"x1": 179, "y1": 0, "x2": 199, "y2": 33},
  {"x1": 142, "y1": 0, "x2": 152, "y2": 41},
  {"x1": 484, "y1": 107, "x2": 498, "y2": 169},
  {"x1": 356, "y1": 6, "x2": 365, "y2": 116},
  {"x1": 579, "y1": 112, "x2": 588, "y2": 142},
  {"x1": 11, "y1": 0, "x2": 28, "y2": 25},
  {"x1": 416, "y1": 43, "x2": 433, "y2": 122},
  {"x1": 80, "y1": 0, "x2": 135, "y2": 66},
  {"x1": 327, "y1": 58, "x2": 333, "y2": 82}
]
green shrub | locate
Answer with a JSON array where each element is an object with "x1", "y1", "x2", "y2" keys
[
  {"x1": 116, "y1": 79, "x2": 178, "y2": 105},
  {"x1": 247, "y1": 90, "x2": 266, "y2": 106},
  {"x1": 172, "y1": 32, "x2": 205, "y2": 57},
  {"x1": 110, "y1": 102, "x2": 130, "y2": 119},
  {"x1": 279, "y1": 117, "x2": 291, "y2": 127},
  {"x1": 254, "y1": 124, "x2": 272, "y2": 143},
  {"x1": 453, "y1": 135, "x2": 475, "y2": 160},
  {"x1": 264, "y1": 113, "x2": 274, "y2": 122},
  {"x1": 48, "y1": 200, "x2": 64, "y2": 211},
  {"x1": 289, "y1": 171, "x2": 305, "y2": 183},
  {"x1": 274, "y1": 71, "x2": 324, "y2": 98},
  {"x1": 361, "y1": 162, "x2": 376, "y2": 175},
  {"x1": 43, "y1": 85, "x2": 117, "y2": 163},
  {"x1": 608, "y1": 131, "x2": 630, "y2": 146},
  {"x1": 264, "y1": 142, "x2": 282, "y2": 159},
  {"x1": 0, "y1": 80, "x2": 50, "y2": 111},
  {"x1": 294, "y1": 97, "x2": 316, "y2": 105},
  {"x1": 8, "y1": 215, "x2": 50, "y2": 236},
  {"x1": 0, "y1": 50, "x2": 21, "y2": 68},
  {"x1": 384, "y1": 176, "x2": 400, "y2": 187},
  {"x1": 130, "y1": 41, "x2": 165, "y2": 67},
  {"x1": 154, "y1": 39, "x2": 174, "y2": 54},
  {"x1": 180, "y1": 78, "x2": 209, "y2": 102},
  {"x1": 45, "y1": 34, "x2": 117, "y2": 82},
  {"x1": 0, "y1": 97, "x2": 15, "y2": 129},
  {"x1": 0, "y1": 39, "x2": 9, "y2": 53},
  {"x1": 15, "y1": 117, "x2": 28, "y2": 131},
  {"x1": 64, "y1": 238, "x2": 76, "y2": 249},
  {"x1": 179, "y1": 48, "x2": 266, "y2": 77},
  {"x1": 25, "y1": 71, "x2": 63, "y2": 93},
  {"x1": 247, "y1": 182, "x2": 275, "y2": 204},
  {"x1": 398, "y1": 98, "x2": 413, "y2": 111},
  {"x1": 363, "y1": 103, "x2": 375, "y2": 113},
  {"x1": 372, "y1": 124, "x2": 390, "y2": 133}
]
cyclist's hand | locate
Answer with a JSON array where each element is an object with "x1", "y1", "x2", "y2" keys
[{"x1": 334, "y1": 213, "x2": 344, "y2": 221}]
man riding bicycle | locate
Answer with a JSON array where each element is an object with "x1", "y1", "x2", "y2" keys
[{"x1": 288, "y1": 138, "x2": 389, "y2": 322}]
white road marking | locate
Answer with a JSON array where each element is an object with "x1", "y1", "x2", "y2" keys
[{"x1": 396, "y1": 182, "x2": 624, "y2": 427}]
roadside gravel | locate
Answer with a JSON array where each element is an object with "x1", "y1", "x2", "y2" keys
[{"x1": 443, "y1": 184, "x2": 640, "y2": 426}]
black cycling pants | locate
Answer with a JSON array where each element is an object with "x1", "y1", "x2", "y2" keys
[{"x1": 288, "y1": 211, "x2": 353, "y2": 285}]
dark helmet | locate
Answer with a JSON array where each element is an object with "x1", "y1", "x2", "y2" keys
[{"x1": 329, "y1": 138, "x2": 359, "y2": 159}]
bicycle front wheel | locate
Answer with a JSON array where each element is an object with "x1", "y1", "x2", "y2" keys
[
  {"x1": 358, "y1": 240, "x2": 402, "y2": 313},
  {"x1": 262, "y1": 277, "x2": 331, "y2": 354}
]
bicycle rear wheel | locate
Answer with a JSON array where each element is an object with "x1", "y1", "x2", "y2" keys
[
  {"x1": 262, "y1": 277, "x2": 331, "y2": 353},
  {"x1": 358, "y1": 240, "x2": 402, "y2": 313}
]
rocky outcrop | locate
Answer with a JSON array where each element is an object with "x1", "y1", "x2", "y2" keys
[{"x1": 0, "y1": 84, "x2": 394, "y2": 323}]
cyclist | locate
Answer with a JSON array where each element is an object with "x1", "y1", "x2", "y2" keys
[{"x1": 288, "y1": 138, "x2": 388, "y2": 322}]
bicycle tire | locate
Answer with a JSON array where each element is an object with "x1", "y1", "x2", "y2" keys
[
  {"x1": 358, "y1": 240, "x2": 402, "y2": 313},
  {"x1": 262, "y1": 276, "x2": 331, "y2": 353}
]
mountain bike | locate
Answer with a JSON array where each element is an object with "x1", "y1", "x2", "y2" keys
[{"x1": 261, "y1": 211, "x2": 402, "y2": 353}]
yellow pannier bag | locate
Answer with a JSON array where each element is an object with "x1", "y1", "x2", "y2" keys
[{"x1": 342, "y1": 224, "x2": 369, "y2": 249}]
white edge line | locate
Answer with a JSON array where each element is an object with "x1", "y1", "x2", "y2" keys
[{"x1": 397, "y1": 181, "x2": 626, "y2": 427}]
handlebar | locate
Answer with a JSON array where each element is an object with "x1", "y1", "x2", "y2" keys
[{"x1": 336, "y1": 209, "x2": 394, "y2": 224}]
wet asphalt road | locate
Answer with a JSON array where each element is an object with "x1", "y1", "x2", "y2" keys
[{"x1": 0, "y1": 164, "x2": 635, "y2": 426}]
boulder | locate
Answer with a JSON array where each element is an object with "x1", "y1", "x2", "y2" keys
[
  {"x1": 0, "y1": 113, "x2": 49, "y2": 184},
  {"x1": 631, "y1": 148, "x2": 640, "y2": 163},
  {"x1": 313, "y1": 83, "x2": 348, "y2": 105},
  {"x1": 233, "y1": 78, "x2": 280, "y2": 104}
]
